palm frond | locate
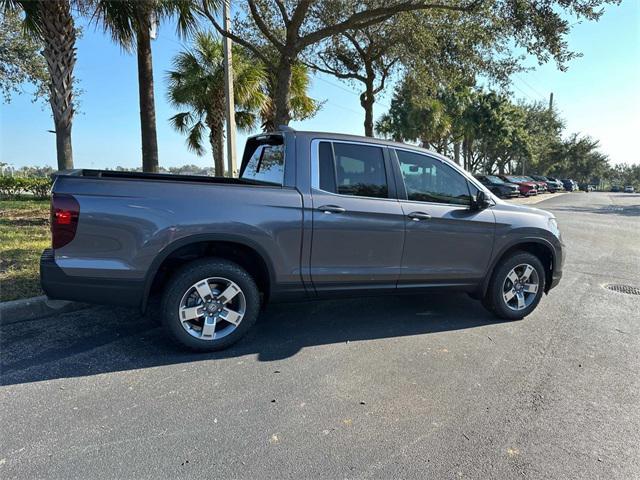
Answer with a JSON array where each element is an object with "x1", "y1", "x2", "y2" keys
[{"x1": 185, "y1": 119, "x2": 206, "y2": 156}]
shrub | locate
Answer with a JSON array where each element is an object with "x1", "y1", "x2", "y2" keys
[
  {"x1": 24, "y1": 177, "x2": 52, "y2": 198},
  {"x1": 0, "y1": 176, "x2": 52, "y2": 199}
]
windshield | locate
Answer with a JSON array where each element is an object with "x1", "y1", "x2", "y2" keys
[{"x1": 486, "y1": 175, "x2": 505, "y2": 184}]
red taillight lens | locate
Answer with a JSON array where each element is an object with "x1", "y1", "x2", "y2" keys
[
  {"x1": 51, "y1": 194, "x2": 79, "y2": 249},
  {"x1": 56, "y1": 210, "x2": 72, "y2": 225}
]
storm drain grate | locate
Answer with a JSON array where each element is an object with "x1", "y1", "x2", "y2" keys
[{"x1": 603, "y1": 284, "x2": 640, "y2": 296}]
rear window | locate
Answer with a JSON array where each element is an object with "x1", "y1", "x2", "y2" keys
[{"x1": 240, "y1": 144, "x2": 285, "y2": 185}]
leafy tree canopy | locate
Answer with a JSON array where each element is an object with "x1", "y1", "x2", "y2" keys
[{"x1": 0, "y1": 8, "x2": 48, "y2": 103}]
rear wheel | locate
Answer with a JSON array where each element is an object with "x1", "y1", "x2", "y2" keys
[
  {"x1": 161, "y1": 258, "x2": 260, "y2": 351},
  {"x1": 484, "y1": 252, "x2": 545, "y2": 320}
]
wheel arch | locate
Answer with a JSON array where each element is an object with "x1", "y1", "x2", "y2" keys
[
  {"x1": 481, "y1": 238, "x2": 557, "y2": 298},
  {"x1": 141, "y1": 234, "x2": 276, "y2": 312}
]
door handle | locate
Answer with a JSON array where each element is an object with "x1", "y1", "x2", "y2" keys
[
  {"x1": 407, "y1": 211, "x2": 431, "y2": 221},
  {"x1": 318, "y1": 204, "x2": 346, "y2": 214}
]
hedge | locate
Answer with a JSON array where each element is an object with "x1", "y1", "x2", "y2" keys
[{"x1": 0, "y1": 176, "x2": 52, "y2": 199}]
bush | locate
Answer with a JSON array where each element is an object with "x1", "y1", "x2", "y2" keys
[
  {"x1": 24, "y1": 177, "x2": 52, "y2": 198},
  {"x1": 0, "y1": 176, "x2": 52, "y2": 199}
]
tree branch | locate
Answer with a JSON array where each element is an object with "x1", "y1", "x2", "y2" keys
[
  {"x1": 200, "y1": 1, "x2": 272, "y2": 66},
  {"x1": 273, "y1": 0, "x2": 289, "y2": 25},
  {"x1": 343, "y1": 32, "x2": 367, "y2": 60},
  {"x1": 372, "y1": 58, "x2": 398, "y2": 95},
  {"x1": 247, "y1": 0, "x2": 285, "y2": 52},
  {"x1": 299, "y1": 1, "x2": 483, "y2": 49},
  {"x1": 288, "y1": 0, "x2": 312, "y2": 46},
  {"x1": 305, "y1": 58, "x2": 367, "y2": 83}
]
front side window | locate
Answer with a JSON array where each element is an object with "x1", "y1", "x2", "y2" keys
[
  {"x1": 395, "y1": 149, "x2": 471, "y2": 205},
  {"x1": 241, "y1": 144, "x2": 285, "y2": 184},
  {"x1": 317, "y1": 141, "x2": 388, "y2": 199}
]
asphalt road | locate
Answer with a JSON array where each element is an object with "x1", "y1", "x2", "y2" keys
[{"x1": 1, "y1": 192, "x2": 639, "y2": 479}]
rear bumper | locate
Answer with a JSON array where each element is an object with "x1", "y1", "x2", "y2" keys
[{"x1": 40, "y1": 249, "x2": 143, "y2": 307}]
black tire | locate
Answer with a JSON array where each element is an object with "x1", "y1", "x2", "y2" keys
[
  {"x1": 484, "y1": 251, "x2": 545, "y2": 321},
  {"x1": 161, "y1": 258, "x2": 260, "y2": 351}
]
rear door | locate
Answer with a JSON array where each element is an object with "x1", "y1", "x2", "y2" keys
[
  {"x1": 391, "y1": 148, "x2": 495, "y2": 287},
  {"x1": 309, "y1": 140, "x2": 405, "y2": 294}
]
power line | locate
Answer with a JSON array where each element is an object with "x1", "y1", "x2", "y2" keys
[
  {"x1": 321, "y1": 100, "x2": 364, "y2": 116},
  {"x1": 511, "y1": 82, "x2": 538, "y2": 103},
  {"x1": 514, "y1": 74, "x2": 546, "y2": 101}
]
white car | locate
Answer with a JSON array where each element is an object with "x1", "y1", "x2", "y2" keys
[{"x1": 624, "y1": 185, "x2": 635, "y2": 193}]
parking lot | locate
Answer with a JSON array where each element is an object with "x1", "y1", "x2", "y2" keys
[{"x1": 1, "y1": 192, "x2": 639, "y2": 479}]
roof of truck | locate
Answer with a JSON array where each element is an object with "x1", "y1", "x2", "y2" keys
[{"x1": 251, "y1": 127, "x2": 450, "y2": 162}]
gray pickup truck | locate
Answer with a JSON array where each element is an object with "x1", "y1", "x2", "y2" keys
[{"x1": 41, "y1": 128, "x2": 564, "y2": 351}]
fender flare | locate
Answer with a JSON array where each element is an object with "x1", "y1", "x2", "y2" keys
[
  {"x1": 480, "y1": 236, "x2": 558, "y2": 297},
  {"x1": 140, "y1": 233, "x2": 277, "y2": 311}
]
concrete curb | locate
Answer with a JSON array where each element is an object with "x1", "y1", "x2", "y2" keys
[{"x1": 0, "y1": 296, "x2": 90, "y2": 325}]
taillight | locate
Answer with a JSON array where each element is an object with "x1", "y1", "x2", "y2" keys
[{"x1": 51, "y1": 193, "x2": 79, "y2": 249}]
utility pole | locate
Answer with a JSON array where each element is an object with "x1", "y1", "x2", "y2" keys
[
  {"x1": 549, "y1": 92, "x2": 554, "y2": 111},
  {"x1": 222, "y1": 0, "x2": 237, "y2": 177}
]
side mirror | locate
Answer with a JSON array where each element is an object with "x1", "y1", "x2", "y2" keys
[{"x1": 471, "y1": 190, "x2": 491, "y2": 210}]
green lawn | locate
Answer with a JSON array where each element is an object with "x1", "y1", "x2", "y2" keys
[{"x1": 0, "y1": 199, "x2": 50, "y2": 302}]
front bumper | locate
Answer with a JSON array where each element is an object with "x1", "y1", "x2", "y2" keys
[{"x1": 548, "y1": 241, "x2": 565, "y2": 291}]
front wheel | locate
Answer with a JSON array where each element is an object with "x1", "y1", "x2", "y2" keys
[
  {"x1": 161, "y1": 258, "x2": 260, "y2": 351},
  {"x1": 484, "y1": 252, "x2": 545, "y2": 320}
]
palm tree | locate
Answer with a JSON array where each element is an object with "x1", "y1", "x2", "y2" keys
[
  {"x1": 166, "y1": 32, "x2": 265, "y2": 175},
  {"x1": 2, "y1": 0, "x2": 77, "y2": 170},
  {"x1": 91, "y1": 1, "x2": 208, "y2": 173}
]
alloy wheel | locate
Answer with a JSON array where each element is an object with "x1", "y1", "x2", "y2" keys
[
  {"x1": 178, "y1": 277, "x2": 246, "y2": 341},
  {"x1": 502, "y1": 263, "x2": 540, "y2": 311}
]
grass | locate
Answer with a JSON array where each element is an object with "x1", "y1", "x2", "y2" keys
[{"x1": 0, "y1": 198, "x2": 50, "y2": 302}]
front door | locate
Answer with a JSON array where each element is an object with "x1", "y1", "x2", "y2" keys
[
  {"x1": 392, "y1": 149, "x2": 495, "y2": 287},
  {"x1": 310, "y1": 140, "x2": 405, "y2": 294}
]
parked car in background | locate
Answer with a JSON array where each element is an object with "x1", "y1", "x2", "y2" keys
[
  {"x1": 546, "y1": 177, "x2": 565, "y2": 192},
  {"x1": 611, "y1": 185, "x2": 621, "y2": 192},
  {"x1": 624, "y1": 185, "x2": 635, "y2": 193},
  {"x1": 579, "y1": 183, "x2": 595, "y2": 192},
  {"x1": 500, "y1": 175, "x2": 538, "y2": 196},
  {"x1": 545, "y1": 176, "x2": 567, "y2": 191},
  {"x1": 531, "y1": 175, "x2": 562, "y2": 192},
  {"x1": 475, "y1": 175, "x2": 520, "y2": 198},
  {"x1": 523, "y1": 176, "x2": 548, "y2": 193},
  {"x1": 561, "y1": 179, "x2": 578, "y2": 191},
  {"x1": 40, "y1": 128, "x2": 564, "y2": 351}
]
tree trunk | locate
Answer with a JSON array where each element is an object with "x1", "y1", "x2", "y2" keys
[
  {"x1": 209, "y1": 120, "x2": 225, "y2": 176},
  {"x1": 136, "y1": 17, "x2": 159, "y2": 173},
  {"x1": 359, "y1": 84, "x2": 375, "y2": 137},
  {"x1": 40, "y1": 0, "x2": 76, "y2": 170},
  {"x1": 453, "y1": 142, "x2": 461, "y2": 166},
  {"x1": 273, "y1": 55, "x2": 294, "y2": 127}
]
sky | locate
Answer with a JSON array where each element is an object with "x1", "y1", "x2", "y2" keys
[{"x1": 1, "y1": 0, "x2": 639, "y2": 170}]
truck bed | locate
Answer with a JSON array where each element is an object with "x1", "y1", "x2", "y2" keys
[{"x1": 57, "y1": 169, "x2": 265, "y2": 186}]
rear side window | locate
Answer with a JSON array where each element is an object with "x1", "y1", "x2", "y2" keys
[
  {"x1": 317, "y1": 141, "x2": 388, "y2": 199},
  {"x1": 241, "y1": 144, "x2": 285, "y2": 184}
]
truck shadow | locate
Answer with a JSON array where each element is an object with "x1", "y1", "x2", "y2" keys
[{"x1": 1, "y1": 293, "x2": 505, "y2": 387}]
